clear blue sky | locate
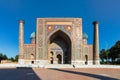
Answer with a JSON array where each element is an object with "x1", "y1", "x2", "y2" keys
[{"x1": 0, "y1": 0, "x2": 120, "y2": 58}]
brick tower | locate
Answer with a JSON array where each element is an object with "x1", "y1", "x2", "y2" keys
[
  {"x1": 93, "y1": 21, "x2": 100, "y2": 64},
  {"x1": 18, "y1": 20, "x2": 24, "y2": 64}
]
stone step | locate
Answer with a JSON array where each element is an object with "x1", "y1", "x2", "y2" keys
[{"x1": 44, "y1": 64, "x2": 74, "y2": 68}]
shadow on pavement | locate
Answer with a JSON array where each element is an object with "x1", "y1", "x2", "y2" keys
[
  {"x1": 0, "y1": 68, "x2": 41, "y2": 80},
  {"x1": 50, "y1": 68, "x2": 118, "y2": 80}
]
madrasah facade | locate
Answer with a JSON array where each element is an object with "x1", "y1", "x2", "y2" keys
[{"x1": 18, "y1": 18, "x2": 100, "y2": 66}]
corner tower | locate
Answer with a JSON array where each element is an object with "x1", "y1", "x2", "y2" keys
[
  {"x1": 93, "y1": 21, "x2": 100, "y2": 64},
  {"x1": 18, "y1": 20, "x2": 24, "y2": 64}
]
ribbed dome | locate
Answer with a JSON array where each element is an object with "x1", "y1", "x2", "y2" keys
[
  {"x1": 30, "y1": 32, "x2": 36, "y2": 38},
  {"x1": 83, "y1": 32, "x2": 88, "y2": 40}
]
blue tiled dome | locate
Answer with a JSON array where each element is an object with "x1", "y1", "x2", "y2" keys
[
  {"x1": 83, "y1": 32, "x2": 88, "y2": 40},
  {"x1": 30, "y1": 32, "x2": 36, "y2": 38}
]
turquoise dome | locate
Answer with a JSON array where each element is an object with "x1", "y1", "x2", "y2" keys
[
  {"x1": 83, "y1": 32, "x2": 88, "y2": 40},
  {"x1": 30, "y1": 32, "x2": 36, "y2": 38}
]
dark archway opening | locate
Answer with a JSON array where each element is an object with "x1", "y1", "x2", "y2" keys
[
  {"x1": 49, "y1": 30, "x2": 71, "y2": 64},
  {"x1": 50, "y1": 57, "x2": 53, "y2": 64},
  {"x1": 31, "y1": 61, "x2": 34, "y2": 64},
  {"x1": 85, "y1": 55, "x2": 88, "y2": 64},
  {"x1": 57, "y1": 54, "x2": 62, "y2": 64}
]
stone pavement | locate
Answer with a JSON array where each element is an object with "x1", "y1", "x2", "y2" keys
[
  {"x1": 0, "y1": 68, "x2": 40, "y2": 80},
  {"x1": 0, "y1": 68, "x2": 120, "y2": 80},
  {"x1": 33, "y1": 68, "x2": 120, "y2": 80}
]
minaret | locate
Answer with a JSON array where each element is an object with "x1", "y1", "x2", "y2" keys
[
  {"x1": 93, "y1": 21, "x2": 100, "y2": 65},
  {"x1": 18, "y1": 20, "x2": 24, "y2": 64}
]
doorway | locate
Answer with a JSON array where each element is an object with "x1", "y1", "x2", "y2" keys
[
  {"x1": 85, "y1": 55, "x2": 88, "y2": 64},
  {"x1": 57, "y1": 54, "x2": 62, "y2": 64}
]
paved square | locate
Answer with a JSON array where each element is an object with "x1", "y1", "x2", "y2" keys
[{"x1": 0, "y1": 68, "x2": 120, "y2": 80}]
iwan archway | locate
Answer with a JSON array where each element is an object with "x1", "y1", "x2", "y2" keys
[{"x1": 48, "y1": 30, "x2": 71, "y2": 64}]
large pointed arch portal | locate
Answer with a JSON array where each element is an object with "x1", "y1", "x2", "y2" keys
[{"x1": 48, "y1": 30, "x2": 71, "y2": 64}]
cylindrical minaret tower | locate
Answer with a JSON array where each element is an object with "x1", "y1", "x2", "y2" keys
[
  {"x1": 18, "y1": 20, "x2": 24, "y2": 64},
  {"x1": 93, "y1": 21, "x2": 100, "y2": 65}
]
